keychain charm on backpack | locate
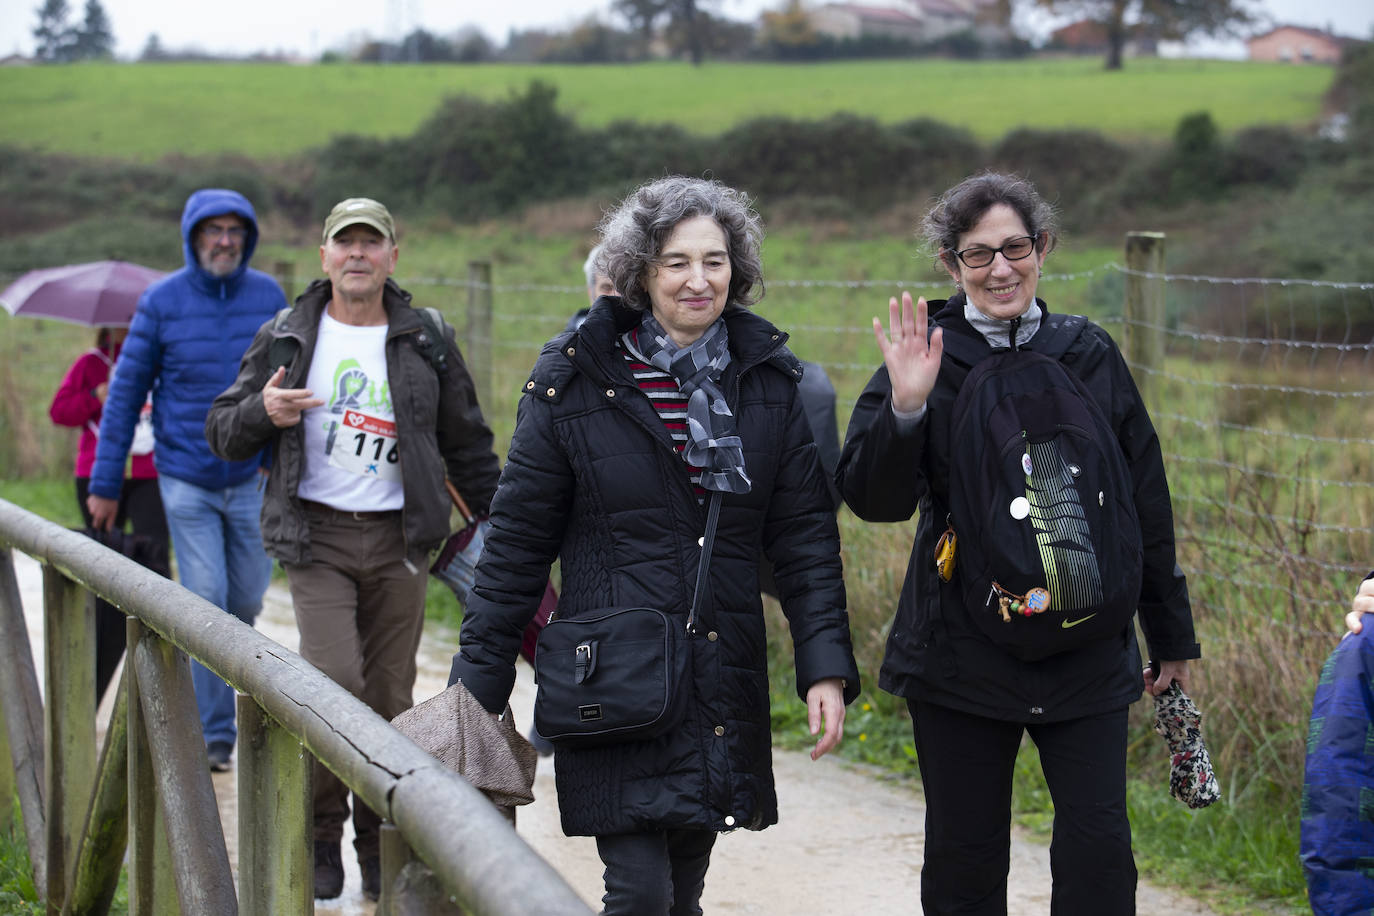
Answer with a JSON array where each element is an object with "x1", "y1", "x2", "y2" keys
[
  {"x1": 934, "y1": 520, "x2": 957, "y2": 582},
  {"x1": 990, "y1": 581, "x2": 1051, "y2": 623}
]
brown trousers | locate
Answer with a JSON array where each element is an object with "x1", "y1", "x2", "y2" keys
[{"x1": 285, "y1": 502, "x2": 427, "y2": 859}]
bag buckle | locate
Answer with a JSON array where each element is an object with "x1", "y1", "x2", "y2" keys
[{"x1": 574, "y1": 641, "x2": 597, "y2": 684}]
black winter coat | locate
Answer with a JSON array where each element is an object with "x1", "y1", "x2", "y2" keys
[
  {"x1": 836, "y1": 296, "x2": 1199, "y2": 724},
  {"x1": 451, "y1": 297, "x2": 860, "y2": 837}
]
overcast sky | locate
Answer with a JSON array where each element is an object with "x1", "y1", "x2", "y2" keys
[{"x1": 2, "y1": 0, "x2": 1370, "y2": 59}]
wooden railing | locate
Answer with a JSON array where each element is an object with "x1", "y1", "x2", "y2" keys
[{"x1": 0, "y1": 498, "x2": 591, "y2": 915}]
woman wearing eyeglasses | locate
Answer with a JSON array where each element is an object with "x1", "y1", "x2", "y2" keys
[{"x1": 836, "y1": 172, "x2": 1200, "y2": 915}]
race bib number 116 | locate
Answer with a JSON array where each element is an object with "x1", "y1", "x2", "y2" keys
[{"x1": 330, "y1": 410, "x2": 401, "y2": 482}]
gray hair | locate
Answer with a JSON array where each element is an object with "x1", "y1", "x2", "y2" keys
[
  {"x1": 921, "y1": 172, "x2": 1058, "y2": 270},
  {"x1": 583, "y1": 243, "x2": 606, "y2": 289},
  {"x1": 597, "y1": 176, "x2": 765, "y2": 313}
]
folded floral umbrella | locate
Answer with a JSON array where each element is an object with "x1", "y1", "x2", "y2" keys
[
  {"x1": 430, "y1": 482, "x2": 490, "y2": 606},
  {"x1": 430, "y1": 482, "x2": 556, "y2": 665},
  {"x1": 1153, "y1": 681, "x2": 1221, "y2": 809},
  {"x1": 1, "y1": 260, "x2": 166, "y2": 327}
]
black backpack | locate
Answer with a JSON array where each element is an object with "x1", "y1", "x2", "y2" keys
[{"x1": 939, "y1": 313, "x2": 1143, "y2": 661}]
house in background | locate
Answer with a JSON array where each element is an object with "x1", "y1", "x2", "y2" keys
[
  {"x1": 811, "y1": 4, "x2": 927, "y2": 43},
  {"x1": 810, "y1": 0, "x2": 1010, "y2": 45},
  {"x1": 1246, "y1": 26, "x2": 1353, "y2": 63}
]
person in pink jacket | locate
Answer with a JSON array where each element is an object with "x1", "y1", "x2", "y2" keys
[{"x1": 50, "y1": 326, "x2": 169, "y2": 700}]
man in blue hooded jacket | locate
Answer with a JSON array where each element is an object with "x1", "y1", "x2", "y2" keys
[{"x1": 88, "y1": 188, "x2": 286, "y2": 772}]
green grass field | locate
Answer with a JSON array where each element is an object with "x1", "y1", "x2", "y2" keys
[{"x1": 0, "y1": 57, "x2": 1334, "y2": 160}]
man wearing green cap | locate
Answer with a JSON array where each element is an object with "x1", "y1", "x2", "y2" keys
[{"x1": 206, "y1": 198, "x2": 501, "y2": 901}]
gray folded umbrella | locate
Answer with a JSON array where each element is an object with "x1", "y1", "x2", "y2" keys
[
  {"x1": 391, "y1": 680, "x2": 538, "y2": 813},
  {"x1": 1152, "y1": 681, "x2": 1221, "y2": 809}
]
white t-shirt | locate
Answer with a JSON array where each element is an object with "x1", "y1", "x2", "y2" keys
[{"x1": 296, "y1": 311, "x2": 405, "y2": 511}]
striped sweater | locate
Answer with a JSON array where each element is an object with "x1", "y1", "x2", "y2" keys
[{"x1": 621, "y1": 330, "x2": 704, "y2": 498}]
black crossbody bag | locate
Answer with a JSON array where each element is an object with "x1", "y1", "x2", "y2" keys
[{"x1": 532, "y1": 491, "x2": 721, "y2": 749}]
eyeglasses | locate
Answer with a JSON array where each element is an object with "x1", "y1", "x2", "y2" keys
[
  {"x1": 949, "y1": 235, "x2": 1037, "y2": 269},
  {"x1": 199, "y1": 225, "x2": 247, "y2": 242}
]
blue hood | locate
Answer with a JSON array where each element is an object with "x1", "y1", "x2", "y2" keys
[{"x1": 179, "y1": 188, "x2": 260, "y2": 289}]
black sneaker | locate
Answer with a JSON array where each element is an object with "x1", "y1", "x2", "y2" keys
[
  {"x1": 314, "y1": 841, "x2": 344, "y2": 900},
  {"x1": 206, "y1": 741, "x2": 232, "y2": 773},
  {"x1": 360, "y1": 855, "x2": 381, "y2": 902}
]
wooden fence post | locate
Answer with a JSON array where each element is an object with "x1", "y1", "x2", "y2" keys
[
  {"x1": 66, "y1": 673, "x2": 129, "y2": 915},
  {"x1": 1124, "y1": 231, "x2": 1167, "y2": 404},
  {"x1": 125, "y1": 620, "x2": 179, "y2": 916},
  {"x1": 0, "y1": 698, "x2": 10, "y2": 834},
  {"x1": 274, "y1": 259, "x2": 297, "y2": 304},
  {"x1": 466, "y1": 261, "x2": 493, "y2": 404},
  {"x1": 42, "y1": 568, "x2": 95, "y2": 912},
  {"x1": 132, "y1": 634, "x2": 236, "y2": 916},
  {"x1": 237, "y1": 695, "x2": 311, "y2": 916},
  {"x1": 0, "y1": 548, "x2": 43, "y2": 878}
]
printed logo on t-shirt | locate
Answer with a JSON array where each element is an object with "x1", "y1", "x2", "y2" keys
[{"x1": 320, "y1": 358, "x2": 400, "y2": 482}]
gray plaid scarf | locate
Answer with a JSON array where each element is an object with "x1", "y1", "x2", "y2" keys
[{"x1": 631, "y1": 312, "x2": 751, "y2": 495}]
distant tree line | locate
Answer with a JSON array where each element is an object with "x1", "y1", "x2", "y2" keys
[
  {"x1": 32, "y1": 0, "x2": 113, "y2": 62},
  {"x1": 28, "y1": 0, "x2": 1260, "y2": 69}
]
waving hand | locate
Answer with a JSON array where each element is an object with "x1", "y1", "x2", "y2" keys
[{"x1": 873, "y1": 291, "x2": 943, "y2": 414}]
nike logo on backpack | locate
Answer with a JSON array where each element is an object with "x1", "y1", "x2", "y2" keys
[{"x1": 1062, "y1": 614, "x2": 1097, "y2": 629}]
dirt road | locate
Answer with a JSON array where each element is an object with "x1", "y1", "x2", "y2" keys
[{"x1": 15, "y1": 553, "x2": 1220, "y2": 914}]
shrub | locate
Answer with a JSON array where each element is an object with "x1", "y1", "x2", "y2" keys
[
  {"x1": 988, "y1": 128, "x2": 1133, "y2": 203},
  {"x1": 404, "y1": 81, "x2": 593, "y2": 220},
  {"x1": 1222, "y1": 125, "x2": 1310, "y2": 189}
]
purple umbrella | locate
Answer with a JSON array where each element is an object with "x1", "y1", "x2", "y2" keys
[{"x1": 1, "y1": 260, "x2": 166, "y2": 328}]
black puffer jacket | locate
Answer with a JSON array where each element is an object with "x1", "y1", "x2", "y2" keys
[
  {"x1": 451, "y1": 297, "x2": 860, "y2": 837},
  {"x1": 837, "y1": 296, "x2": 1199, "y2": 724}
]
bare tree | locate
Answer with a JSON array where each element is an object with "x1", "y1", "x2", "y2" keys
[{"x1": 1037, "y1": 0, "x2": 1257, "y2": 69}]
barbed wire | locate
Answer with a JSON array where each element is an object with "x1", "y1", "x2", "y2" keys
[
  {"x1": 1155, "y1": 411, "x2": 1374, "y2": 447},
  {"x1": 1163, "y1": 454, "x2": 1374, "y2": 492},
  {"x1": 1129, "y1": 318, "x2": 1374, "y2": 353},
  {"x1": 1180, "y1": 531, "x2": 1367, "y2": 573},
  {"x1": 432, "y1": 264, "x2": 1116, "y2": 296},
  {"x1": 1171, "y1": 493, "x2": 1371, "y2": 537},
  {"x1": 1133, "y1": 363, "x2": 1374, "y2": 399},
  {"x1": 1114, "y1": 264, "x2": 1374, "y2": 292}
]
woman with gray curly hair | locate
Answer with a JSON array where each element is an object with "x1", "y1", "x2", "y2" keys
[
  {"x1": 450, "y1": 175, "x2": 859, "y2": 914},
  {"x1": 837, "y1": 171, "x2": 1200, "y2": 914}
]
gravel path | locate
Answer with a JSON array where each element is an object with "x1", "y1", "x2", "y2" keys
[{"x1": 14, "y1": 553, "x2": 1221, "y2": 914}]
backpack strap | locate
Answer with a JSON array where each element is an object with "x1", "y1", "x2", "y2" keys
[
  {"x1": 1026, "y1": 313, "x2": 1087, "y2": 361},
  {"x1": 413, "y1": 306, "x2": 449, "y2": 375},
  {"x1": 266, "y1": 307, "x2": 298, "y2": 372},
  {"x1": 268, "y1": 305, "x2": 451, "y2": 376}
]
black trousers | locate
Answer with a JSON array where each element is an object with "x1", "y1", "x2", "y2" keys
[
  {"x1": 909, "y1": 698, "x2": 1136, "y2": 916},
  {"x1": 75, "y1": 477, "x2": 170, "y2": 702},
  {"x1": 595, "y1": 828, "x2": 716, "y2": 916}
]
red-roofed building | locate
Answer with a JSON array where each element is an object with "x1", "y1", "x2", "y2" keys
[{"x1": 1247, "y1": 25, "x2": 1356, "y2": 63}]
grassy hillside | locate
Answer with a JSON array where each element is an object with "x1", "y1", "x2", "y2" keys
[{"x1": 0, "y1": 58, "x2": 1334, "y2": 160}]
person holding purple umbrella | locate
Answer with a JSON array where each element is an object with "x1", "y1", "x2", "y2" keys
[
  {"x1": 87, "y1": 188, "x2": 287, "y2": 774},
  {"x1": 51, "y1": 325, "x2": 170, "y2": 702}
]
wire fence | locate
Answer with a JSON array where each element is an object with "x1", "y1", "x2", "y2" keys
[
  {"x1": 434, "y1": 258, "x2": 1374, "y2": 657},
  {"x1": 4, "y1": 255, "x2": 1373, "y2": 658}
]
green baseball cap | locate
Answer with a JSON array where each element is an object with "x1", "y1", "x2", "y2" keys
[{"x1": 322, "y1": 197, "x2": 395, "y2": 243}]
